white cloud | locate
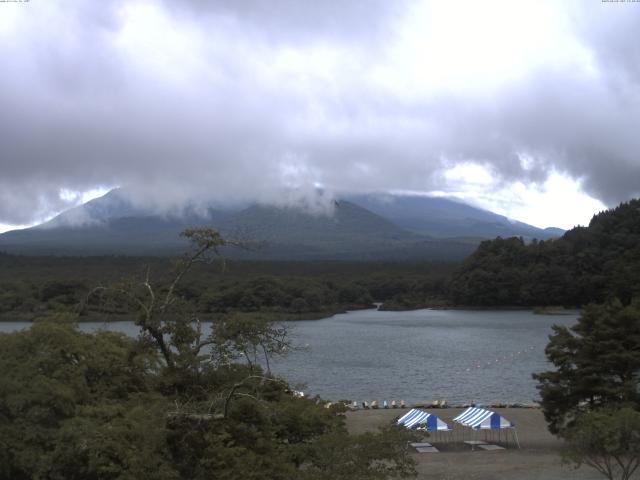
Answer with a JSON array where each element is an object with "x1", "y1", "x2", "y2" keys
[
  {"x1": 0, "y1": 223, "x2": 29, "y2": 235},
  {"x1": 0, "y1": 0, "x2": 638, "y2": 228},
  {"x1": 501, "y1": 175, "x2": 606, "y2": 229},
  {"x1": 436, "y1": 163, "x2": 606, "y2": 229}
]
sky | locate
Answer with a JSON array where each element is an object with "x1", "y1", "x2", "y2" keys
[{"x1": 1, "y1": 0, "x2": 639, "y2": 233}]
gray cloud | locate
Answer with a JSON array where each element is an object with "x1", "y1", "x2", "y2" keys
[
  {"x1": 0, "y1": 0, "x2": 639, "y2": 225},
  {"x1": 161, "y1": 0, "x2": 406, "y2": 43}
]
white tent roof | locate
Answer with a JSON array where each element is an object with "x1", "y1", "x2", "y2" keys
[
  {"x1": 453, "y1": 407, "x2": 514, "y2": 430},
  {"x1": 397, "y1": 408, "x2": 451, "y2": 431}
]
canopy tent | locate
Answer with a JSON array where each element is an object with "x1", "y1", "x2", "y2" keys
[
  {"x1": 453, "y1": 407, "x2": 513, "y2": 430},
  {"x1": 397, "y1": 409, "x2": 451, "y2": 431},
  {"x1": 452, "y1": 407, "x2": 520, "y2": 448}
]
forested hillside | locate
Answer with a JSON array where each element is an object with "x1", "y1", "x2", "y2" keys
[
  {"x1": 2, "y1": 199, "x2": 638, "y2": 318},
  {"x1": 0, "y1": 256, "x2": 453, "y2": 320},
  {"x1": 449, "y1": 199, "x2": 640, "y2": 306}
]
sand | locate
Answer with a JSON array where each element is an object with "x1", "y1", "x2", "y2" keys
[{"x1": 345, "y1": 408, "x2": 613, "y2": 480}]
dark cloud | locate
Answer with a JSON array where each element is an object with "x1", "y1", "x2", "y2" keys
[{"x1": 0, "y1": 0, "x2": 639, "y2": 225}]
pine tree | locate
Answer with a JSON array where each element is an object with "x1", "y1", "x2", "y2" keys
[{"x1": 534, "y1": 299, "x2": 640, "y2": 434}]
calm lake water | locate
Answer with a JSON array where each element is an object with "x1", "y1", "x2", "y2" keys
[{"x1": 0, "y1": 308, "x2": 578, "y2": 404}]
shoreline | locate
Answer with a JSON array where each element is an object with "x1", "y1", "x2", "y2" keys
[
  {"x1": 340, "y1": 401, "x2": 541, "y2": 410},
  {"x1": 0, "y1": 304, "x2": 580, "y2": 323},
  {"x1": 381, "y1": 304, "x2": 580, "y2": 314}
]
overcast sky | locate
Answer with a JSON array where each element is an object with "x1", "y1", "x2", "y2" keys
[{"x1": 1, "y1": 0, "x2": 639, "y2": 232}]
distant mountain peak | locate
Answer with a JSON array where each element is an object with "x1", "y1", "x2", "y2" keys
[{"x1": 0, "y1": 189, "x2": 565, "y2": 259}]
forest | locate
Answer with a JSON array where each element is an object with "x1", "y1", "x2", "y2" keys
[
  {"x1": 0, "y1": 255, "x2": 454, "y2": 321},
  {"x1": 1, "y1": 199, "x2": 639, "y2": 321},
  {"x1": 0, "y1": 230, "x2": 418, "y2": 479},
  {"x1": 449, "y1": 199, "x2": 640, "y2": 307}
]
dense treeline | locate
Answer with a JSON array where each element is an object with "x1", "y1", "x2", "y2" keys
[
  {"x1": 2, "y1": 198, "x2": 638, "y2": 318},
  {"x1": 0, "y1": 255, "x2": 454, "y2": 320},
  {"x1": 450, "y1": 199, "x2": 640, "y2": 307}
]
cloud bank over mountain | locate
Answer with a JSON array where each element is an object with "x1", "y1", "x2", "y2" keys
[{"x1": 1, "y1": 0, "x2": 638, "y2": 226}]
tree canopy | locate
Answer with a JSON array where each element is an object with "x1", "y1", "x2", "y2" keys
[
  {"x1": 0, "y1": 229, "x2": 418, "y2": 479},
  {"x1": 450, "y1": 199, "x2": 640, "y2": 307},
  {"x1": 534, "y1": 300, "x2": 640, "y2": 434},
  {"x1": 562, "y1": 407, "x2": 640, "y2": 480}
]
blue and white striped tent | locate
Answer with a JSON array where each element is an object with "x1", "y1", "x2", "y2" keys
[
  {"x1": 453, "y1": 407, "x2": 514, "y2": 430},
  {"x1": 397, "y1": 409, "x2": 451, "y2": 431}
]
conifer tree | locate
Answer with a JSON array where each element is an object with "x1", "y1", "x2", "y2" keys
[{"x1": 534, "y1": 299, "x2": 640, "y2": 434}]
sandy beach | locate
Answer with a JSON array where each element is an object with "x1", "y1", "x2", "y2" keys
[{"x1": 345, "y1": 408, "x2": 610, "y2": 480}]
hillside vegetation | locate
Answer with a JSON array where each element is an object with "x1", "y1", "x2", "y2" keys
[
  {"x1": 0, "y1": 230, "x2": 417, "y2": 479},
  {"x1": 450, "y1": 199, "x2": 640, "y2": 307},
  {"x1": 0, "y1": 257, "x2": 453, "y2": 321},
  {"x1": 1, "y1": 199, "x2": 638, "y2": 319}
]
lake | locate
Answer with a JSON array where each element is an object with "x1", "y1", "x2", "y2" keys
[{"x1": 0, "y1": 308, "x2": 578, "y2": 404}]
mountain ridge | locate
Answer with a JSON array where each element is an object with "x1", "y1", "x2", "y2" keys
[{"x1": 0, "y1": 189, "x2": 564, "y2": 259}]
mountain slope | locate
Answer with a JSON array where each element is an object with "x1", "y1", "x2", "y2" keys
[
  {"x1": 0, "y1": 215, "x2": 220, "y2": 256},
  {"x1": 0, "y1": 189, "x2": 562, "y2": 259},
  {"x1": 220, "y1": 201, "x2": 415, "y2": 245},
  {"x1": 345, "y1": 194, "x2": 562, "y2": 240},
  {"x1": 42, "y1": 188, "x2": 236, "y2": 228},
  {"x1": 213, "y1": 201, "x2": 477, "y2": 260}
]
